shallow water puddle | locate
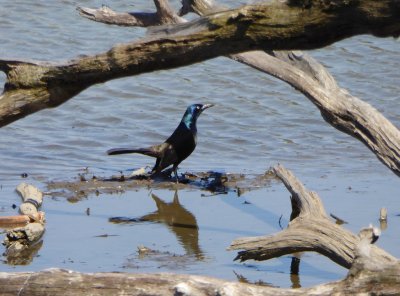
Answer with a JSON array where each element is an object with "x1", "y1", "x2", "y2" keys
[{"x1": 0, "y1": 176, "x2": 352, "y2": 288}]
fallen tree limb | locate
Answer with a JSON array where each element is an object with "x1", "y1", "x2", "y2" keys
[
  {"x1": 76, "y1": 0, "x2": 400, "y2": 176},
  {"x1": 229, "y1": 164, "x2": 397, "y2": 269},
  {"x1": 0, "y1": 269, "x2": 303, "y2": 295},
  {"x1": 231, "y1": 51, "x2": 400, "y2": 176},
  {"x1": 1, "y1": 232, "x2": 399, "y2": 296},
  {"x1": 1, "y1": 0, "x2": 400, "y2": 128},
  {"x1": 2, "y1": 183, "x2": 45, "y2": 265}
]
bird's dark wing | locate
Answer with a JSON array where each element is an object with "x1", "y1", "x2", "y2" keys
[{"x1": 152, "y1": 142, "x2": 179, "y2": 172}]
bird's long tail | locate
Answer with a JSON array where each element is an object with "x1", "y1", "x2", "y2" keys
[{"x1": 107, "y1": 147, "x2": 158, "y2": 158}]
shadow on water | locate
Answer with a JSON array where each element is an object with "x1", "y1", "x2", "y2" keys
[{"x1": 109, "y1": 190, "x2": 204, "y2": 260}]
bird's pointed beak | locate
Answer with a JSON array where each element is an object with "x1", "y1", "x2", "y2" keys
[{"x1": 201, "y1": 103, "x2": 214, "y2": 111}]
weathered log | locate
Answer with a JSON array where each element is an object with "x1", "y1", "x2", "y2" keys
[
  {"x1": 2, "y1": 183, "x2": 45, "y2": 264},
  {"x1": 0, "y1": 269, "x2": 304, "y2": 295},
  {"x1": 1, "y1": 0, "x2": 400, "y2": 128},
  {"x1": 231, "y1": 51, "x2": 400, "y2": 177},
  {"x1": 229, "y1": 164, "x2": 397, "y2": 269},
  {"x1": 76, "y1": 0, "x2": 400, "y2": 177},
  {"x1": 0, "y1": 236, "x2": 399, "y2": 296}
]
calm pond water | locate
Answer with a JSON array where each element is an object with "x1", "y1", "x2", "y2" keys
[{"x1": 0, "y1": 0, "x2": 399, "y2": 289}]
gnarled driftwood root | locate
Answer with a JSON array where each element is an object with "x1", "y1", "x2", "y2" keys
[{"x1": 229, "y1": 164, "x2": 397, "y2": 269}]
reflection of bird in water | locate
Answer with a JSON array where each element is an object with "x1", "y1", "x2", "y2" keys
[
  {"x1": 141, "y1": 191, "x2": 204, "y2": 260},
  {"x1": 107, "y1": 104, "x2": 214, "y2": 182},
  {"x1": 109, "y1": 191, "x2": 204, "y2": 260}
]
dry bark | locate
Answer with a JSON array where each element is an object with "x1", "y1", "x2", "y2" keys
[{"x1": 0, "y1": 269, "x2": 304, "y2": 295}]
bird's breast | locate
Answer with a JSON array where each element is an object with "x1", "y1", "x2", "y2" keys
[{"x1": 174, "y1": 133, "x2": 196, "y2": 162}]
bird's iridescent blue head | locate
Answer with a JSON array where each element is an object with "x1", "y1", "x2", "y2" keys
[{"x1": 181, "y1": 103, "x2": 214, "y2": 130}]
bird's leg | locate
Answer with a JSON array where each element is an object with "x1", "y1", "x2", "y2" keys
[{"x1": 173, "y1": 165, "x2": 179, "y2": 183}]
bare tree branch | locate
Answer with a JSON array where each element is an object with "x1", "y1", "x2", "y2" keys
[
  {"x1": 0, "y1": 254, "x2": 399, "y2": 296},
  {"x1": 1, "y1": 0, "x2": 399, "y2": 124},
  {"x1": 229, "y1": 164, "x2": 397, "y2": 269},
  {"x1": 232, "y1": 51, "x2": 400, "y2": 176},
  {"x1": 77, "y1": 0, "x2": 185, "y2": 26}
]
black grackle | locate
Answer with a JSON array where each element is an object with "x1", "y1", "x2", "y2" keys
[{"x1": 107, "y1": 103, "x2": 214, "y2": 181}]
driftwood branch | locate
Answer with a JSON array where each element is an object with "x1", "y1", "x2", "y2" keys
[
  {"x1": 229, "y1": 164, "x2": 397, "y2": 269},
  {"x1": 1, "y1": 239, "x2": 399, "y2": 295},
  {"x1": 77, "y1": 0, "x2": 185, "y2": 26},
  {"x1": 0, "y1": 269, "x2": 308, "y2": 295},
  {"x1": 1, "y1": 0, "x2": 400, "y2": 127},
  {"x1": 2, "y1": 183, "x2": 45, "y2": 265},
  {"x1": 231, "y1": 51, "x2": 400, "y2": 177}
]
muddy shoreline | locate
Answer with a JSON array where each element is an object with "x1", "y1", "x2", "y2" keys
[{"x1": 46, "y1": 168, "x2": 277, "y2": 202}]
